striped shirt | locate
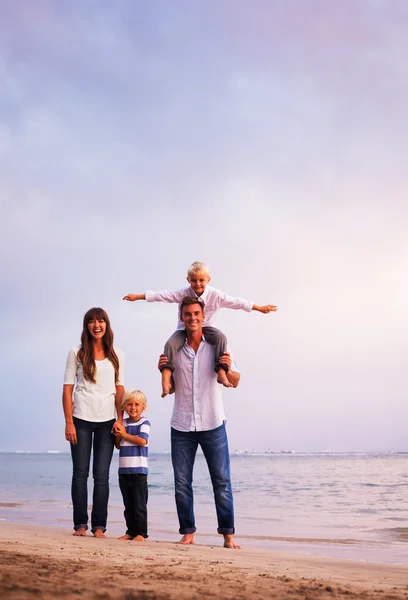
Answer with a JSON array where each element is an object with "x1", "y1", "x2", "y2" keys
[{"x1": 118, "y1": 417, "x2": 150, "y2": 475}]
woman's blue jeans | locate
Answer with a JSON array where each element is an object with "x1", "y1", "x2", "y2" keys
[
  {"x1": 70, "y1": 417, "x2": 115, "y2": 533},
  {"x1": 171, "y1": 422, "x2": 235, "y2": 535}
]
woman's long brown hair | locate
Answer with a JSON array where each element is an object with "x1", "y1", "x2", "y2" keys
[{"x1": 77, "y1": 307, "x2": 120, "y2": 384}]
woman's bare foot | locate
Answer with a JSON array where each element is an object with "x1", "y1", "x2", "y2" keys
[
  {"x1": 178, "y1": 533, "x2": 195, "y2": 545},
  {"x1": 93, "y1": 529, "x2": 106, "y2": 538},
  {"x1": 119, "y1": 534, "x2": 134, "y2": 540},
  {"x1": 223, "y1": 534, "x2": 241, "y2": 549},
  {"x1": 216, "y1": 369, "x2": 233, "y2": 388},
  {"x1": 132, "y1": 535, "x2": 145, "y2": 542},
  {"x1": 73, "y1": 527, "x2": 87, "y2": 536}
]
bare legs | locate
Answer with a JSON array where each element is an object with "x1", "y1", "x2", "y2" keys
[
  {"x1": 161, "y1": 368, "x2": 175, "y2": 398},
  {"x1": 216, "y1": 369, "x2": 233, "y2": 387}
]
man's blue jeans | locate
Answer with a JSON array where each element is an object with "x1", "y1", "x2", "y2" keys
[
  {"x1": 171, "y1": 423, "x2": 235, "y2": 535},
  {"x1": 70, "y1": 417, "x2": 115, "y2": 533}
]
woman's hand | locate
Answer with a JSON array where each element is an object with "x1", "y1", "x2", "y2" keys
[
  {"x1": 113, "y1": 423, "x2": 126, "y2": 437},
  {"x1": 65, "y1": 422, "x2": 77, "y2": 445}
]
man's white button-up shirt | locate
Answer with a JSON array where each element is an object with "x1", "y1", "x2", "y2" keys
[{"x1": 171, "y1": 338, "x2": 239, "y2": 432}]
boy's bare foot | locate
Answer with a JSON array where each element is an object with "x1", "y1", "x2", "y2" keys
[
  {"x1": 93, "y1": 529, "x2": 106, "y2": 538},
  {"x1": 132, "y1": 535, "x2": 145, "y2": 542},
  {"x1": 161, "y1": 368, "x2": 172, "y2": 398},
  {"x1": 73, "y1": 527, "x2": 87, "y2": 536},
  {"x1": 217, "y1": 369, "x2": 233, "y2": 388},
  {"x1": 223, "y1": 534, "x2": 241, "y2": 549},
  {"x1": 178, "y1": 533, "x2": 195, "y2": 545},
  {"x1": 119, "y1": 534, "x2": 133, "y2": 540}
]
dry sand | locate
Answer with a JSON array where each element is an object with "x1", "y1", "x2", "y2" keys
[{"x1": 1, "y1": 523, "x2": 407, "y2": 599}]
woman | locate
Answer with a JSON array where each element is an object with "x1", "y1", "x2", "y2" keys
[{"x1": 63, "y1": 307, "x2": 124, "y2": 537}]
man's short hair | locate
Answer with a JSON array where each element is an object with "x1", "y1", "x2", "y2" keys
[
  {"x1": 180, "y1": 296, "x2": 205, "y2": 318},
  {"x1": 187, "y1": 261, "x2": 210, "y2": 278}
]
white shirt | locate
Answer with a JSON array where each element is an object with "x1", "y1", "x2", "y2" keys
[
  {"x1": 63, "y1": 346, "x2": 125, "y2": 422},
  {"x1": 145, "y1": 285, "x2": 253, "y2": 330},
  {"x1": 171, "y1": 338, "x2": 239, "y2": 432}
]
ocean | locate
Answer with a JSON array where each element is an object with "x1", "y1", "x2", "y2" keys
[{"x1": 1, "y1": 452, "x2": 407, "y2": 565}]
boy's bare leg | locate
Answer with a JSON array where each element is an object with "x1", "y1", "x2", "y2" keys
[
  {"x1": 119, "y1": 534, "x2": 133, "y2": 540},
  {"x1": 93, "y1": 529, "x2": 106, "y2": 538},
  {"x1": 223, "y1": 534, "x2": 241, "y2": 549},
  {"x1": 216, "y1": 369, "x2": 233, "y2": 388},
  {"x1": 161, "y1": 368, "x2": 173, "y2": 397},
  {"x1": 73, "y1": 527, "x2": 87, "y2": 536},
  {"x1": 178, "y1": 533, "x2": 195, "y2": 545},
  {"x1": 132, "y1": 535, "x2": 145, "y2": 542}
]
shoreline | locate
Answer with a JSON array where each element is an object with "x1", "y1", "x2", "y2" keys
[{"x1": 1, "y1": 523, "x2": 408, "y2": 599}]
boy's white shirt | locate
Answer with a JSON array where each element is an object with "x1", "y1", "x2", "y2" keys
[{"x1": 145, "y1": 285, "x2": 254, "y2": 330}]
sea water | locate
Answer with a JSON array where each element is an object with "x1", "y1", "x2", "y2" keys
[{"x1": 1, "y1": 452, "x2": 407, "y2": 565}]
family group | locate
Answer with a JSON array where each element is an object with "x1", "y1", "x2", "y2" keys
[{"x1": 62, "y1": 261, "x2": 276, "y2": 549}]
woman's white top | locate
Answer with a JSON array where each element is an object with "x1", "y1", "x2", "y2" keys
[{"x1": 63, "y1": 346, "x2": 125, "y2": 422}]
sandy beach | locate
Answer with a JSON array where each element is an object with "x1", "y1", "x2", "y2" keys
[{"x1": 1, "y1": 523, "x2": 407, "y2": 600}]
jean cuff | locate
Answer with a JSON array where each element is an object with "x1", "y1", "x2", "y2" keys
[
  {"x1": 179, "y1": 527, "x2": 196, "y2": 534},
  {"x1": 91, "y1": 526, "x2": 106, "y2": 534},
  {"x1": 74, "y1": 524, "x2": 88, "y2": 531},
  {"x1": 217, "y1": 527, "x2": 235, "y2": 535}
]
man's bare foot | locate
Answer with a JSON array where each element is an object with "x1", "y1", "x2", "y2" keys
[
  {"x1": 161, "y1": 368, "x2": 172, "y2": 398},
  {"x1": 223, "y1": 534, "x2": 241, "y2": 549},
  {"x1": 132, "y1": 535, "x2": 145, "y2": 542},
  {"x1": 217, "y1": 369, "x2": 233, "y2": 388},
  {"x1": 93, "y1": 529, "x2": 106, "y2": 538},
  {"x1": 178, "y1": 533, "x2": 195, "y2": 545},
  {"x1": 119, "y1": 534, "x2": 133, "y2": 540},
  {"x1": 73, "y1": 527, "x2": 87, "y2": 536}
]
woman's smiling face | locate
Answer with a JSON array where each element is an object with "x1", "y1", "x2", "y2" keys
[{"x1": 87, "y1": 318, "x2": 107, "y2": 340}]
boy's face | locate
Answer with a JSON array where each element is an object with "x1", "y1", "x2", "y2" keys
[
  {"x1": 187, "y1": 272, "x2": 211, "y2": 296},
  {"x1": 124, "y1": 398, "x2": 145, "y2": 421}
]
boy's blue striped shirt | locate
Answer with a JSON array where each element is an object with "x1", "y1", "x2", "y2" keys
[{"x1": 118, "y1": 417, "x2": 150, "y2": 475}]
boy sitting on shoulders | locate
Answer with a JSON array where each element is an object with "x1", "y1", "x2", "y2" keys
[{"x1": 123, "y1": 261, "x2": 277, "y2": 397}]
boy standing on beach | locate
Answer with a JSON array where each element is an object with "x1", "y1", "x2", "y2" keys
[
  {"x1": 123, "y1": 261, "x2": 277, "y2": 397},
  {"x1": 114, "y1": 390, "x2": 150, "y2": 542}
]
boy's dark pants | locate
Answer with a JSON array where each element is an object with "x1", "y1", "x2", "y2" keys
[
  {"x1": 119, "y1": 474, "x2": 148, "y2": 538},
  {"x1": 161, "y1": 327, "x2": 228, "y2": 373}
]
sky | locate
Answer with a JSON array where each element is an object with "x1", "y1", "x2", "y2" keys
[{"x1": 1, "y1": 0, "x2": 407, "y2": 453}]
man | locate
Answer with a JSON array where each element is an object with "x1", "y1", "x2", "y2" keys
[{"x1": 160, "y1": 296, "x2": 241, "y2": 549}]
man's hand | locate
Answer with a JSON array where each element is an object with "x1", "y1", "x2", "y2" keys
[
  {"x1": 158, "y1": 354, "x2": 169, "y2": 370},
  {"x1": 123, "y1": 294, "x2": 137, "y2": 301},
  {"x1": 219, "y1": 352, "x2": 232, "y2": 370},
  {"x1": 65, "y1": 422, "x2": 77, "y2": 445}
]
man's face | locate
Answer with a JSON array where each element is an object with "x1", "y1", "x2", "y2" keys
[{"x1": 181, "y1": 303, "x2": 205, "y2": 333}]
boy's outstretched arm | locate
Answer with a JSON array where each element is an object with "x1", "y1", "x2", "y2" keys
[
  {"x1": 252, "y1": 304, "x2": 277, "y2": 314},
  {"x1": 123, "y1": 293, "x2": 146, "y2": 301}
]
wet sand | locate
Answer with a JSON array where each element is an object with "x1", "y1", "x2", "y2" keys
[{"x1": 1, "y1": 522, "x2": 407, "y2": 599}]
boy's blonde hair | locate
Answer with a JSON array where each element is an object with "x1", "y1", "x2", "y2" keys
[
  {"x1": 121, "y1": 389, "x2": 147, "y2": 411},
  {"x1": 187, "y1": 261, "x2": 210, "y2": 278}
]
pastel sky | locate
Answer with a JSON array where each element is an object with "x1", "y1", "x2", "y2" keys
[{"x1": 1, "y1": 0, "x2": 406, "y2": 453}]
